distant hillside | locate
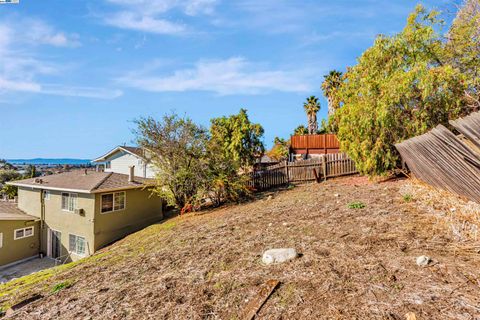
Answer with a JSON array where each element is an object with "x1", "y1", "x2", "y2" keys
[{"x1": 6, "y1": 158, "x2": 91, "y2": 166}]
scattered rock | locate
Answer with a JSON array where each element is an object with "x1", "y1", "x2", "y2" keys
[
  {"x1": 405, "y1": 312, "x2": 417, "y2": 320},
  {"x1": 416, "y1": 255, "x2": 431, "y2": 267},
  {"x1": 266, "y1": 195, "x2": 273, "y2": 201},
  {"x1": 262, "y1": 248, "x2": 298, "y2": 265},
  {"x1": 334, "y1": 193, "x2": 340, "y2": 197}
]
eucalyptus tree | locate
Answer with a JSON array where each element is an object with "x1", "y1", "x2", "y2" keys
[
  {"x1": 446, "y1": 0, "x2": 480, "y2": 110},
  {"x1": 337, "y1": 5, "x2": 469, "y2": 176}
]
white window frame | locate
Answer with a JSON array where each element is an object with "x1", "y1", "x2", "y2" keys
[
  {"x1": 43, "y1": 190, "x2": 51, "y2": 200},
  {"x1": 69, "y1": 234, "x2": 86, "y2": 256},
  {"x1": 0, "y1": 233, "x2": 3, "y2": 248},
  {"x1": 100, "y1": 191, "x2": 126, "y2": 214},
  {"x1": 61, "y1": 192, "x2": 78, "y2": 212},
  {"x1": 14, "y1": 227, "x2": 34, "y2": 240},
  {"x1": 105, "y1": 161, "x2": 111, "y2": 169}
]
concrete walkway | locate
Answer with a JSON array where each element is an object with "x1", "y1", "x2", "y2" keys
[{"x1": 0, "y1": 258, "x2": 56, "y2": 284}]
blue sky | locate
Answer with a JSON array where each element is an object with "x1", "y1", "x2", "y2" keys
[{"x1": 0, "y1": 0, "x2": 457, "y2": 159}]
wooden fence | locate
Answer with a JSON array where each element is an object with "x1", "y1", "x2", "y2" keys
[
  {"x1": 396, "y1": 121, "x2": 480, "y2": 203},
  {"x1": 248, "y1": 153, "x2": 357, "y2": 191},
  {"x1": 290, "y1": 134, "x2": 340, "y2": 155}
]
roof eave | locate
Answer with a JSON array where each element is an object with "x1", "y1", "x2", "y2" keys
[
  {"x1": 7, "y1": 182, "x2": 92, "y2": 194},
  {"x1": 92, "y1": 146, "x2": 145, "y2": 163},
  {"x1": 91, "y1": 184, "x2": 155, "y2": 194}
]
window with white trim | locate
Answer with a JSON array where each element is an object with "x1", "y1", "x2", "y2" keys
[
  {"x1": 101, "y1": 191, "x2": 126, "y2": 213},
  {"x1": 0, "y1": 233, "x2": 3, "y2": 248},
  {"x1": 14, "y1": 227, "x2": 34, "y2": 240},
  {"x1": 43, "y1": 190, "x2": 51, "y2": 200},
  {"x1": 105, "y1": 161, "x2": 111, "y2": 169},
  {"x1": 61, "y1": 193, "x2": 78, "y2": 212},
  {"x1": 69, "y1": 234, "x2": 86, "y2": 256}
]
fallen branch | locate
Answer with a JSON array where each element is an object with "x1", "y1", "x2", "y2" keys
[{"x1": 239, "y1": 279, "x2": 280, "y2": 320}]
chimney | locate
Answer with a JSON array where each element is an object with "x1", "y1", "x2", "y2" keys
[{"x1": 129, "y1": 166, "x2": 135, "y2": 182}]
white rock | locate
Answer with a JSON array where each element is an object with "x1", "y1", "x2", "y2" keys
[
  {"x1": 262, "y1": 248, "x2": 298, "y2": 265},
  {"x1": 334, "y1": 193, "x2": 340, "y2": 197},
  {"x1": 416, "y1": 255, "x2": 431, "y2": 267}
]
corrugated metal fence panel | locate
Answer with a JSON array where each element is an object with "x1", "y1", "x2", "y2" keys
[{"x1": 395, "y1": 123, "x2": 480, "y2": 203}]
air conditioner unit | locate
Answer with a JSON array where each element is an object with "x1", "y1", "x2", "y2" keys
[{"x1": 74, "y1": 208, "x2": 85, "y2": 216}]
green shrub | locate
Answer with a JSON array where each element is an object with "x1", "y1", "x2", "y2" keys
[
  {"x1": 348, "y1": 201, "x2": 366, "y2": 209},
  {"x1": 403, "y1": 194, "x2": 413, "y2": 202},
  {"x1": 51, "y1": 281, "x2": 72, "y2": 293}
]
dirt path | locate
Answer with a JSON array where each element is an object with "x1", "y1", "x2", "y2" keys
[{"x1": 7, "y1": 177, "x2": 480, "y2": 319}]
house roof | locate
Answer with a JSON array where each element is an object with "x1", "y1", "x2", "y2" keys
[
  {"x1": 7, "y1": 170, "x2": 155, "y2": 194},
  {"x1": 92, "y1": 146, "x2": 145, "y2": 163},
  {"x1": 0, "y1": 202, "x2": 37, "y2": 221}
]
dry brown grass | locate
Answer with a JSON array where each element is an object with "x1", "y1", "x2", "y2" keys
[
  {"x1": 2, "y1": 177, "x2": 480, "y2": 319},
  {"x1": 400, "y1": 179, "x2": 480, "y2": 243}
]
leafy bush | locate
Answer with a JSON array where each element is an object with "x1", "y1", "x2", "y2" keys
[
  {"x1": 135, "y1": 109, "x2": 264, "y2": 209},
  {"x1": 135, "y1": 114, "x2": 209, "y2": 209},
  {"x1": 206, "y1": 109, "x2": 264, "y2": 205}
]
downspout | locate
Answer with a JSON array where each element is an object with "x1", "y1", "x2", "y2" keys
[{"x1": 40, "y1": 189, "x2": 45, "y2": 254}]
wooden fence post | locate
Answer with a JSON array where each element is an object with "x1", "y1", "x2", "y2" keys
[
  {"x1": 322, "y1": 155, "x2": 327, "y2": 181},
  {"x1": 284, "y1": 160, "x2": 289, "y2": 185}
]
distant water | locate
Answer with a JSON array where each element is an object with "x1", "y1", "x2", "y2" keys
[{"x1": 7, "y1": 158, "x2": 92, "y2": 166}]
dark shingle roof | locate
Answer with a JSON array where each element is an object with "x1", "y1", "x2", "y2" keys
[{"x1": 8, "y1": 170, "x2": 154, "y2": 194}]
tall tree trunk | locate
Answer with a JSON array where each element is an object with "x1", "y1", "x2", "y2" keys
[
  {"x1": 307, "y1": 114, "x2": 317, "y2": 134},
  {"x1": 327, "y1": 96, "x2": 334, "y2": 117}
]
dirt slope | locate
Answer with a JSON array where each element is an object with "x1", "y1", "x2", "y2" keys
[{"x1": 1, "y1": 177, "x2": 479, "y2": 319}]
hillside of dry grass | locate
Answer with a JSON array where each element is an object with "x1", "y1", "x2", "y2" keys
[{"x1": 1, "y1": 177, "x2": 479, "y2": 319}]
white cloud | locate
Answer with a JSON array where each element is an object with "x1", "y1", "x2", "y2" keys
[
  {"x1": 25, "y1": 19, "x2": 81, "y2": 47},
  {"x1": 41, "y1": 85, "x2": 123, "y2": 99},
  {"x1": 184, "y1": 0, "x2": 218, "y2": 15},
  {"x1": 0, "y1": 18, "x2": 121, "y2": 100},
  {"x1": 0, "y1": 78, "x2": 41, "y2": 93},
  {"x1": 104, "y1": 12, "x2": 186, "y2": 34},
  {"x1": 117, "y1": 57, "x2": 314, "y2": 95},
  {"x1": 102, "y1": 0, "x2": 218, "y2": 34}
]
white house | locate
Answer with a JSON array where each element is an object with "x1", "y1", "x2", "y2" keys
[{"x1": 92, "y1": 146, "x2": 156, "y2": 178}]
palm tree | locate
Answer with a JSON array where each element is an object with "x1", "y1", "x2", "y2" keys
[
  {"x1": 321, "y1": 70, "x2": 343, "y2": 117},
  {"x1": 293, "y1": 125, "x2": 308, "y2": 135},
  {"x1": 303, "y1": 96, "x2": 320, "y2": 134}
]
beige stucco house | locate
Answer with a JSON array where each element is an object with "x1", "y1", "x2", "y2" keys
[
  {"x1": 2, "y1": 169, "x2": 163, "y2": 267},
  {"x1": 0, "y1": 202, "x2": 39, "y2": 268},
  {"x1": 92, "y1": 146, "x2": 156, "y2": 178}
]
